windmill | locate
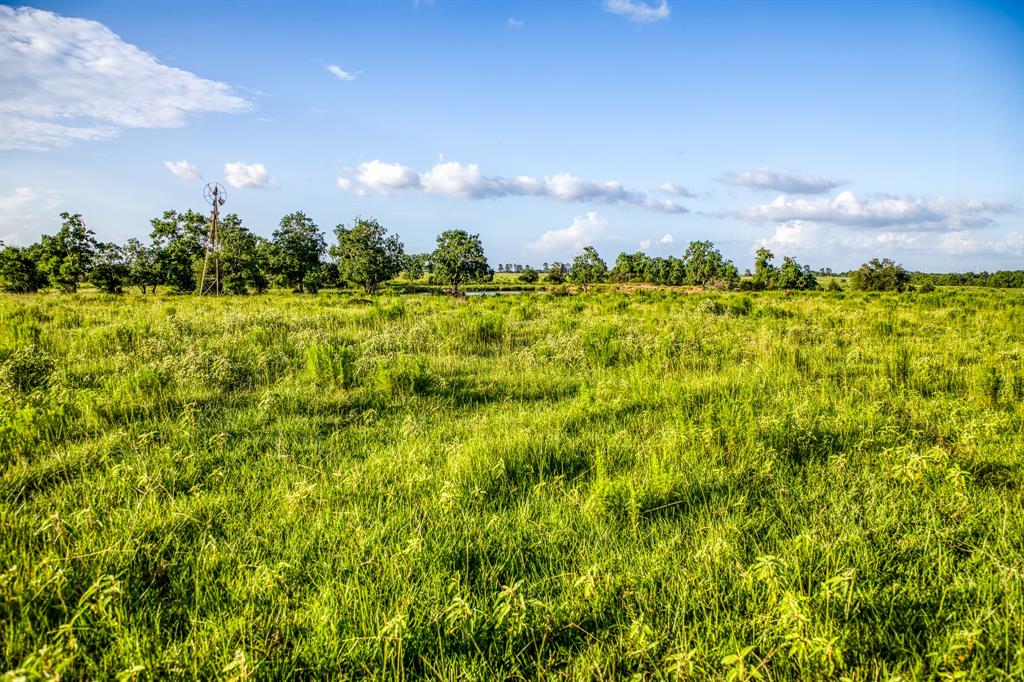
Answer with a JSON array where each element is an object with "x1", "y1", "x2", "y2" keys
[{"x1": 198, "y1": 182, "x2": 227, "y2": 295}]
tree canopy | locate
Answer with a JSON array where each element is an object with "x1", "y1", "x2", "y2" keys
[
  {"x1": 430, "y1": 229, "x2": 491, "y2": 293},
  {"x1": 570, "y1": 246, "x2": 608, "y2": 289},
  {"x1": 330, "y1": 217, "x2": 405, "y2": 293},
  {"x1": 850, "y1": 258, "x2": 911, "y2": 292},
  {"x1": 272, "y1": 211, "x2": 326, "y2": 293}
]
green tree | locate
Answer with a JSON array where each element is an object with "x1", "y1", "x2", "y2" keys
[
  {"x1": 150, "y1": 210, "x2": 208, "y2": 292},
  {"x1": 544, "y1": 261, "x2": 569, "y2": 284},
  {"x1": 402, "y1": 253, "x2": 430, "y2": 280},
  {"x1": 219, "y1": 214, "x2": 270, "y2": 294},
  {"x1": 37, "y1": 212, "x2": 97, "y2": 292},
  {"x1": 430, "y1": 229, "x2": 491, "y2": 293},
  {"x1": 610, "y1": 251, "x2": 650, "y2": 283},
  {"x1": 682, "y1": 240, "x2": 738, "y2": 287},
  {"x1": 518, "y1": 266, "x2": 539, "y2": 284},
  {"x1": 271, "y1": 212, "x2": 326, "y2": 293},
  {"x1": 850, "y1": 258, "x2": 911, "y2": 292},
  {"x1": 0, "y1": 244, "x2": 47, "y2": 293},
  {"x1": 778, "y1": 256, "x2": 818, "y2": 290},
  {"x1": 330, "y1": 217, "x2": 405, "y2": 293},
  {"x1": 752, "y1": 247, "x2": 779, "y2": 290},
  {"x1": 570, "y1": 246, "x2": 608, "y2": 290},
  {"x1": 90, "y1": 242, "x2": 129, "y2": 294},
  {"x1": 124, "y1": 239, "x2": 160, "y2": 294}
]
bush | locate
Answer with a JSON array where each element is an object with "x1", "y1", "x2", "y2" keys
[
  {"x1": 0, "y1": 247, "x2": 47, "y2": 293},
  {"x1": 518, "y1": 267, "x2": 539, "y2": 284}
]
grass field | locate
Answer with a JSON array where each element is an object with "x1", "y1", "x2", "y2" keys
[{"x1": 1, "y1": 287, "x2": 1022, "y2": 680}]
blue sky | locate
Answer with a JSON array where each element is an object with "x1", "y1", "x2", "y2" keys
[{"x1": 1, "y1": 0, "x2": 1022, "y2": 271}]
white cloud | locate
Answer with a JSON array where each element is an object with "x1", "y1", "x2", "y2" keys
[
  {"x1": 0, "y1": 6, "x2": 250, "y2": 150},
  {"x1": 722, "y1": 168, "x2": 841, "y2": 194},
  {"x1": 757, "y1": 220, "x2": 1024, "y2": 260},
  {"x1": 506, "y1": 17, "x2": 524, "y2": 29},
  {"x1": 604, "y1": 0, "x2": 671, "y2": 23},
  {"x1": 420, "y1": 161, "x2": 490, "y2": 198},
  {"x1": 743, "y1": 191, "x2": 1013, "y2": 230},
  {"x1": 757, "y1": 220, "x2": 830, "y2": 254},
  {"x1": 339, "y1": 159, "x2": 688, "y2": 213},
  {"x1": 637, "y1": 232, "x2": 674, "y2": 251},
  {"x1": 657, "y1": 182, "x2": 697, "y2": 198},
  {"x1": 326, "y1": 64, "x2": 356, "y2": 81},
  {"x1": 224, "y1": 162, "x2": 272, "y2": 189},
  {"x1": 527, "y1": 212, "x2": 608, "y2": 253},
  {"x1": 0, "y1": 187, "x2": 61, "y2": 245},
  {"x1": 163, "y1": 160, "x2": 202, "y2": 181},
  {"x1": 354, "y1": 160, "x2": 420, "y2": 193}
]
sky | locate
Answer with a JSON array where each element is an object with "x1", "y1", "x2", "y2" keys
[{"x1": 1, "y1": 0, "x2": 1022, "y2": 272}]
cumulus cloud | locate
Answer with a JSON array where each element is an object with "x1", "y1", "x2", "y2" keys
[
  {"x1": 527, "y1": 212, "x2": 608, "y2": 253},
  {"x1": 0, "y1": 187, "x2": 61, "y2": 244},
  {"x1": 326, "y1": 64, "x2": 356, "y2": 81},
  {"x1": 339, "y1": 159, "x2": 687, "y2": 213},
  {"x1": 355, "y1": 160, "x2": 421, "y2": 193},
  {"x1": 657, "y1": 183, "x2": 697, "y2": 198},
  {"x1": 163, "y1": 160, "x2": 202, "y2": 181},
  {"x1": 862, "y1": 230, "x2": 1024, "y2": 257},
  {"x1": 604, "y1": 0, "x2": 671, "y2": 23},
  {"x1": 224, "y1": 162, "x2": 272, "y2": 189},
  {"x1": 743, "y1": 191, "x2": 1013, "y2": 230},
  {"x1": 0, "y1": 6, "x2": 250, "y2": 150},
  {"x1": 722, "y1": 168, "x2": 841, "y2": 194},
  {"x1": 756, "y1": 220, "x2": 829, "y2": 254},
  {"x1": 757, "y1": 220, "x2": 1024, "y2": 259},
  {"x1": 506, "y1": 17, "x2": 523, "y2": 29},
  {"x1": 638, "y1": 232, "x2": 674, "y2": 251}
]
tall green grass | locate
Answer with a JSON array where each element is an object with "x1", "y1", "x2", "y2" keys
[{"x1": 1, "y1": 287, "x2": 1021, "y2": 679}]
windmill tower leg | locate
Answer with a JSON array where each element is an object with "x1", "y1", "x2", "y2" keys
[{"x1": 198, "y1": 183, "x2": 226, "y2": 295}]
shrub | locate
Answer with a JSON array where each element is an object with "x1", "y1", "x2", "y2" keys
[
  {"x1": 0, "y1": 246, "x2": 47, "y2": 293},
  {"x1": 518, "y1": 267, "x2": 539, "y2": 284}
]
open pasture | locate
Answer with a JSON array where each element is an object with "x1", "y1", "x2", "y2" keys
[{"x1": 1, "y1": 287, "x2": 1022, "y2": 679}]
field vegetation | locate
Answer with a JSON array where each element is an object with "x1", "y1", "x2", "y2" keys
[{"x1": 1, "y1": 285, "x2": 1022, "y2": 679}]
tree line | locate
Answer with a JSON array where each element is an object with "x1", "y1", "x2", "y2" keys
[
  {"x1": 0, "y1": 211, "x2": 491, "y2": 296},
  {"x1": 1, "y1": 210, "x2": 1019, "y2": 295},
  {"x1": 910, "y1": 270, "x2": 1024, "y2": 289}
]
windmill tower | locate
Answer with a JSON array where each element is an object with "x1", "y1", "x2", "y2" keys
[{"x1": 198, "y1": 182, "x2": 227, "y2": 295}]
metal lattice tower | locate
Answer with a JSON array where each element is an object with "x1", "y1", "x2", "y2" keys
[{"x1": 198, "y1": 182, "x2": 227, "y2": 295}]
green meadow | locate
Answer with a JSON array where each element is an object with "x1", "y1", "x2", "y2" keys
[{"x1": 1, "y1": 287, "x2": 1022, "y2": 680}]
